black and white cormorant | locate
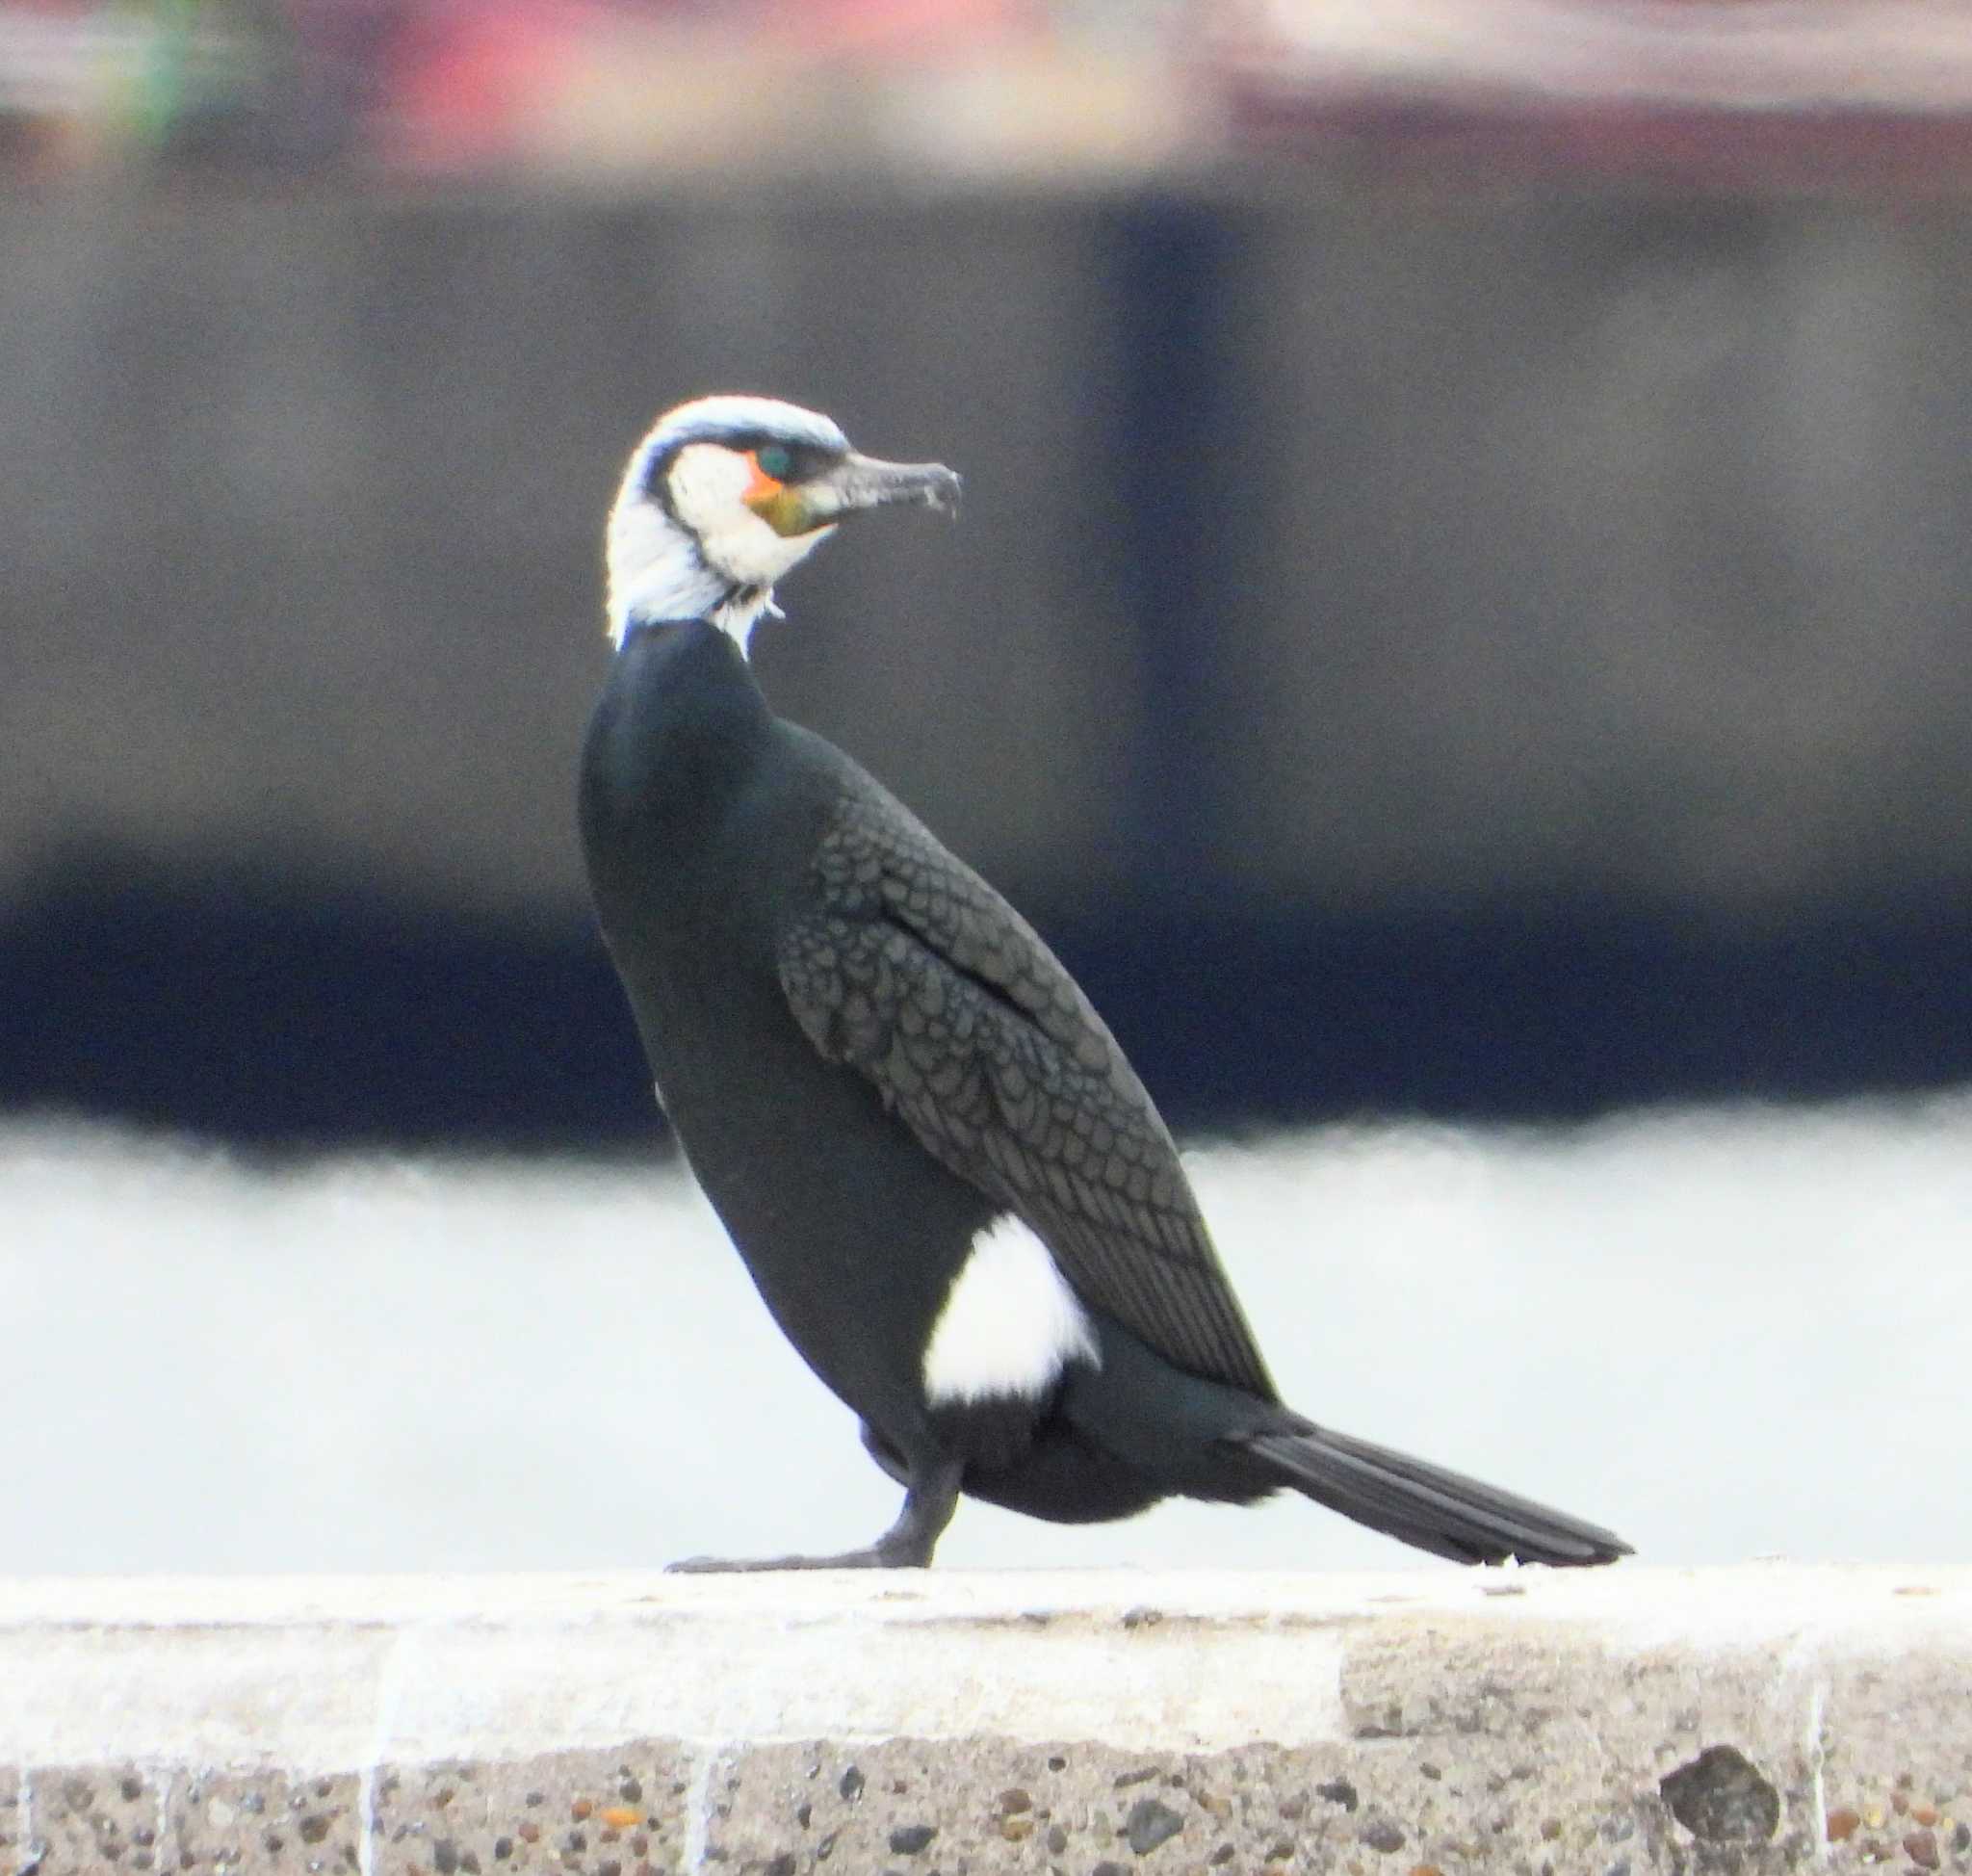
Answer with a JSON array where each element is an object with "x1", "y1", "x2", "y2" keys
[{"x1": 578, "y1": 393, "x2": 1630, "y2": 1573}]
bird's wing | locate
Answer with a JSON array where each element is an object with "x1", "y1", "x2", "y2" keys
[{"x1": 777, "y1": 783, "x2": 1277, "y2": 1400}]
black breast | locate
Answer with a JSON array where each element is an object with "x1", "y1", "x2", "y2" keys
[{"x1": 577, "y1": 620, "x2": 998, "y2": 1432}]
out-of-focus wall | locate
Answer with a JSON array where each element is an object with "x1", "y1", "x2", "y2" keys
[
  {"x1": 1, "y1": 190, "x2": 1135, "y2": 916},
  {"x1": 1228, "y1": 198, "x2": 1972, "y2": 912},
  {"x1": 4, "y1": 182, "x2": 1970, "y2": 1139},
  {"x1": 7, "y1": 186, "x2": 1970, "y2": 918}
]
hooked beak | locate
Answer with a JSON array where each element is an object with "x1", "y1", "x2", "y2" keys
[{"x1": 752, "y1": 453, "x2": 962, "y2": 537}]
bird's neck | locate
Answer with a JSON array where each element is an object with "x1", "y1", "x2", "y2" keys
[
  {"x1": 585, "y1": 618, "x2": 774, "y2": 823},
  {"x1": 606, "y1": 506, "x2": 774, "y2": 652},
  {"x1": 580, "y1": 618, "x2": 779, "y2": 968}
]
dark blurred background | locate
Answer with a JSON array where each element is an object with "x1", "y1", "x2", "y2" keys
[{"x1": 5, "y1": 0, "x2": 1972, "y2": 1151}]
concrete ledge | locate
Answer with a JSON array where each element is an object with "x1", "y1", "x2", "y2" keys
[{"x1": 2, "y1": 1566, "x2": 1966, "y2": 1876}]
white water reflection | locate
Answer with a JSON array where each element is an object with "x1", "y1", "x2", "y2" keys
[{"x1": 3, "y1": 1095, "x2": 1966, "y2": 1576}]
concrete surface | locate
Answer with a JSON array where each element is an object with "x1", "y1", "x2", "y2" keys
[{"x1": 1, "y1": 1566, "x2": 1967, "y2": 1876}]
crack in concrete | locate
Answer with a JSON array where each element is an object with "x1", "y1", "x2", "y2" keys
[
  {"x1": 681, "y1": 1744, "x2": 718, "y2": 1871},
  {"x1": 14, "y1": 1765, "x2": 37, "y2": 1876},
  {"x1": 1805, "y1": 1673, "x2": 1830, "y2": 1862},
  {"x1": 1777, "y1": 1620, "x2": 1833, "y2": 1863},
  {"x1": 358, "y1": 1627, "x2": 412, "y2": 1876},
  {"x1": 154, "y1": 1769, "x2": 173, "y2": 1876}
]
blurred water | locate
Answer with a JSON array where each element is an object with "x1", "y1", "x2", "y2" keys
[{"x1": 3, "y1": 1097, "x2": 1966, "y2": 1576}]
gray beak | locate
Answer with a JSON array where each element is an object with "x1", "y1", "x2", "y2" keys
[{"x1": 804, "y1": 453, "x2": 962, "y2": 526}]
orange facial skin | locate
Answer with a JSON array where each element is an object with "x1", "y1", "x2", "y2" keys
[
  {"x1": 742, "y1": 451, "x2": 824, "y2": 537},
  {"x1": 742, "y1": 453, "x2": 786, "y2": 506}
]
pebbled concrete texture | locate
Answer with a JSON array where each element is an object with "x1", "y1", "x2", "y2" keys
[{"x1": 0, "y1": 1567, "x2": 1966, "y2": 1876}]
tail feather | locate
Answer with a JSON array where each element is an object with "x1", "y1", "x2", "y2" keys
[{"x1": 1247, "y1": 1424, "x2": 1631, "y2": 1567}]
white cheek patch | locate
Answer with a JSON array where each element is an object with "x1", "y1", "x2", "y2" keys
[
  {"x1": 922, "y1": 1214, "x2": 1101, "y2": 1407},
  {"x1": 668, "y1": 443, "x2": 823, "y2": 591}
]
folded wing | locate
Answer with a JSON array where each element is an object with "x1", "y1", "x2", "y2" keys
[{"x1": 778, "y1": 783, "x2": 1277, "y2": 1401}]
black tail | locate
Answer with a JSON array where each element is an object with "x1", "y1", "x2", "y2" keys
[{"x1": 1247, "y1": 1422, "x2": 1631, "y2": 1567}]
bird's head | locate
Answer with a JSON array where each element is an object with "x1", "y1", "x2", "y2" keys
[{"x1": 605, "y1": 394, "x2": 961, "y2": 651}]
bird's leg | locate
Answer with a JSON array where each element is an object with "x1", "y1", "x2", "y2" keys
[
  {"x1": 859, "y1": 1419, "x2": 910, "y2": 1486},
  {"x1": 667, "y1": 1456, "x2": 964, "y2": 1573}
]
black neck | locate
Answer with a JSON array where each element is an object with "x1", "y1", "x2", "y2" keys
[{"x1": 582, "y1": 617, "x2": 774, "y2": 842}]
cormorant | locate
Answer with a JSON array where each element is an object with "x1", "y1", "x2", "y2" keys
[{"x1": 578, "y1": 393, "x2": 1630, "y2": 1572}]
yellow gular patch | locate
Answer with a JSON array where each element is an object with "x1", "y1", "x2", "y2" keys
[{"x1": 742, "y1": 453, "x2": 821, "y2": 537}]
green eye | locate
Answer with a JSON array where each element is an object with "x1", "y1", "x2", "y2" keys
[{"x1": 756, "y1": 443, "x2": 794, "y2": 481}]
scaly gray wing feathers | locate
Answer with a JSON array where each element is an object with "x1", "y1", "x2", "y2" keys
[{"x1": 777, "y1": 785, "x2": 1276, "y2": 1400}]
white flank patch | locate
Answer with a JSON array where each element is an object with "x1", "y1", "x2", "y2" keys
[{"x1": 922, "y1": 1215, "x2": 1100, "y2": 1406}]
